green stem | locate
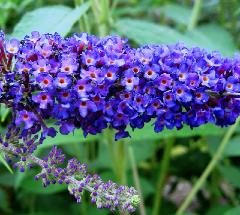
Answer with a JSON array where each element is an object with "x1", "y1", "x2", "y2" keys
[
  {"x1": 91, "y1": 0, "x2": 110, "y2": 37},
  {"x1": 176, "y1": 118, "x2": 240, "y2": 215},
  {"x1": 128, "y1": 143, "x2": 146, "y2": 215},
  {"x1": 105, "y1": 129, "x2": 118, "y2": 178},
  {"x1": 187, "y1": 0, "x2": 202, "y2": 31},
  {"x1": 152, "y1": 139, "x2": 174, "y2": 215},
  {"x1": 117, "y1": 139, "x2": 127, "y2": 184},
  {"x1": 105, "y1": 130, "x2": 128, "y2": 215},
  {"x1": 74, "y1": 0, "x2": 90, "y2": 33}
]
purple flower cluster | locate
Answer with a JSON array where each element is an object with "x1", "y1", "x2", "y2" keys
[
  {"x1": 1, "y1": 31, "x2": 240, "y2": 140},
  {"x1": 1, "y1": 29, "x2": 240, "y2": 213}
]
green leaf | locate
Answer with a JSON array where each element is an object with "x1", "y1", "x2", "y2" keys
[
  {"x1": 129, "y1": 140, "x2": 157, "y2": 163},
  {"x1": 0, "y1": 104, "x2": 10, "y2": 122},
  {"x1": 115, "y1": 19, "x2": 188, "y2": 45},
  {"x1": 206, "y1": 205, "x2": 232, "y2": 215},
  {"x1": 12, "y1": 3, "x2": 90, "y2": 39},
  {"x1": 0, "y1": 189, "x2": 10, "y2": 212},
  {"x1": 218, "y1": 165, "x2": 240, "y2": 189},
  {"x1": 18, "y1": 212, "x2": 64, "y2": 215},
  {"x1": 14, "y1": 171, "x2": 27, "y2": 189},
  {"x1": 128, "y1": 175, "x2": 155, "y2": 197},
  {"x1": 235, "y1": 8, "x2": 240, "y2": 16},
  {"x1": 160, "y1": 4, "x2": 192, "y2": 25},
  {"x1": 207, "y1": 136, "x2": 240, "y2": 157},
  {"x1": 185, "y1": 24, "x2": 237, "y2": 56},
  {"x1": 37, "y1": 129, "x2": 100, "y2": 150},
  {"x1": 0, "y1": 153, "x2": 13, "y2": 174},
  {"x1": 0, "y1": 172, "x2": 15, "y2": 187},
  {"x1": 224, "y1": 206, "x2": 240, "y2": 215},
  {"x1": 115, "y1": 19, "x2": 237, "y2": 56}
]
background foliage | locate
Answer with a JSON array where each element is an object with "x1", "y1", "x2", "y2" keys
[{"x1": 1, "y1": 0, "x2": 240, "y2": 214}]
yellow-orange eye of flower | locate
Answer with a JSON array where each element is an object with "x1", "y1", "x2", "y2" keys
[
  {"x1": 23, "y1": 68, "x2": 29, "y2": 73},
  {"x1": 86, "y1": 58, "x2": 92, "y2": 64},
  {"x1": 202, "y1": 76, "x2": 208, "y2": 81},
  {"x1": 42, "y1": 51, "x2": 47, "y2": 56},
  {"x1": 39, "y1": 67, "x2": 45, "y2": 72},
  {"x1": 90, "y1": 73, "x2": 96, "y2": 78},
  {"x1": 227, "y1": 83, "x2": 233, "y2": 89},
  {"x1": 9, "y1": 47, "x2": 15, "y2": 52}
]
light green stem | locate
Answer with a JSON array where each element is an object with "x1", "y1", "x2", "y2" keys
[
  {"x1": 74, "y1": 0, "x2": 90, "y2": 33},
  {"x1": 176, "y1": 118, "x2": 240, "y2": 215},
  {"x1": 152, "y1": 139, "x2": 174, "y2": 215},
  {"x1": 187, "y1": 0, "x2": 202, "y2": 31},
  {"x1": 91, "y1": 0, "x2": 110, "y2": 37},
  {"x1": 128, "y1": 143, "x2": 146, "y2": 215}
]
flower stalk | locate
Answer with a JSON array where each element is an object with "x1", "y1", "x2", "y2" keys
[
  {"x1": 176, "y1": 117, "x2": 240, "y2": 214},
  {"x1": 152, "y1": 139, "x2": 174, "y2": 215}
]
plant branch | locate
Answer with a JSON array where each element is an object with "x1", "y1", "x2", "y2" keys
[{"x1": 176, "y1": 117, "x2": 240, "y2": 215}]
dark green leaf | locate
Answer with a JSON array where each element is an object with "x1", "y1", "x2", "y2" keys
[
  {"x1": 128, "y1": 140, "x2": 157, "y2": 163},
  {"x1": 37, "y1": 129, "x2": 100, "y2": 150},
  {"x1": 224, "y1": 206, "x2": 240, "y2": 215},
  {"x1": 206, "y1": 205, "x2": 232, "y2": 215},
  {"x1": 0, "y1": 189, "x2": 10, "y2": 212},
  {"x1": 0, "y1": 172, "x2": 15, "y2": 187},
  {"x1": 207, "y1": 136, "x2": 240, "y2": 157},
  {"x1": 219, "y1": 165, "x2": 240, "y2": 189},
  {"x1": 20, "y1": 176, "x2": 67, "y2": 194}
]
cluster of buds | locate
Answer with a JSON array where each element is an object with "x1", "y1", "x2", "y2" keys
[{"x1": 0, "y1": 125, "x2": 139, "y2": 212}]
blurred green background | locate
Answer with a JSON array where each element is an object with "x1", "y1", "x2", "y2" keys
[{"x1": 1, "y1": 0, "x2": 240, "y2": 215}]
